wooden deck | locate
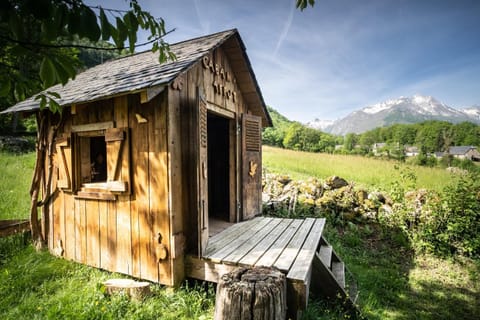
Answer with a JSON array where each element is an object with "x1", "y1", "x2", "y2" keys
[{"x1": 186, "y1": 216, "x2": 326, "y2": 317}]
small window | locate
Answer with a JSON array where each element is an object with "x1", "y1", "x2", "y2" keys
[
  {"x1": 69, "y1": 126, "x2": 129, "y2": 200},
  {"x1": 78, "y1": 135, "x2": 107, "y2": 184}
]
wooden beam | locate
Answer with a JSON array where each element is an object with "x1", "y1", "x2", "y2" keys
[
  {"x1": 140, "y1": 85, "x2": 165, "y2": 104},
  {"x1": 185, "y1": 255, "x2": 238, "y2": 283},
  {"x1": 75, "y1": 191, "x2": 116, "y2": 201},
  {"x1": 206, "y1": 102, "x2": 235, "y2": 119},
  {"x1": 71, "y1": 121, "x2": 114, "y2": 133}
]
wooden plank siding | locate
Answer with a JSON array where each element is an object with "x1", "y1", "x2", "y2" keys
[
  {"x1": 47, "y1": 38, "x2": 266, "y2": 288},
  {"x1": 48, "y1": 93, "x2": 173, "y2": 285}
]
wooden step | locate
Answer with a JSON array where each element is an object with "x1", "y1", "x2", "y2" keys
[
  {"x1": 331, "y1": 261, "x2": 345, "y2": 289},
  {"x1": 318, "y1": 245, "x2": 333, "y2": 269}
]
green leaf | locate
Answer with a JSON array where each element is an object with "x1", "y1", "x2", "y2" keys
[
  {"x1": 116, "y1": 17, "x2": 128, "y2": 42},
  {"x1": 111, "y1": 17, "x2": 128, "y2": 49},
  {"x1": 48, "y1": 97, "x2": 61, "y2": 114},
  {"x1": 49, "y1": 57, "x2": 70, "y2": 85},
  {"x1": 40, "y1": 57, "x2": 57, "y2": 87},
  {"x1": 127, "y1": 11, "x2": 138, "y2": 32},
  {"x1": 99, "y1": 8, "x2": 111, "y2": 40},
  {"x1": 67, "y1": 8, "x2": 82, "y2": 36},
  {"x1": 46, "y1": 91, "x2": 61, "y2": 99},
  {"x1": 55, "y1": 55, "x2": 77, "y2": 80},
  {"x1": 128, "y1": 29, "x2": 137, "y2": 52},
  {"x1": 35, "y1": 94, "x2": 47, "y2": 110},
  {"x1": 80, "y1": 6, "x2": 101, "y2": 41}
]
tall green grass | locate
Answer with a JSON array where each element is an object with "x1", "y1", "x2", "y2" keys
[
  {"x1": 263, "y1": 146, "x2": 453, "y2": 191},
  {"x1": 0, "y1": 245, "x2": 215, "y2": 320},
  {"x1": 0, "y1": 152, "x2": 35, "y2": 220}
]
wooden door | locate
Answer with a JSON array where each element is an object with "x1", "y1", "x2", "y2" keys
[
  {"x1": 241, "y1": 114, "x2": 262, "y2": 220},
  {"x1": 197, "y1": 88, "x2": 209, "y2": 256}
]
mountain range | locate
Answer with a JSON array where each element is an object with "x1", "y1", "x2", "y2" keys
[{"x1": 307, "y1": 95, "x2": 480, "y2": 135}]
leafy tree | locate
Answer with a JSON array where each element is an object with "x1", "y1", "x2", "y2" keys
[
  {"x1": 415, "y1": 121, "x2": 452, "y2": 152},
  {"x1": 0, "y1": 0, "x2": 175, "y2": 112},
  {"x1": 343, "y1": 133, "x2": 358, "y2": 152},
  {"x1": 453, "y1": 122, "x2": 480, "y2": 146},
  {"x1": 391, "y1": 124, "x2": 416, "y2": 145},
  {"x1": 262, "y1": 106, "x2": 293, "y2": 147}
]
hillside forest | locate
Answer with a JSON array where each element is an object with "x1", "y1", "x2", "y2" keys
[{"x1": 263, "y1": 106, "x2": 480, "y2": 169}]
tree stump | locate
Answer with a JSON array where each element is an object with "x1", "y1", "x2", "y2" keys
[
  {"x1": 214, "y1": 267, "x2": 287, "y2": 320},
  {"x1": 103, "y1": 279, "x2": 151, "y2": 301}
]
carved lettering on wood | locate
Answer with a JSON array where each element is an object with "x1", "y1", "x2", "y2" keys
[{"x1": 202, "y1": 55, "x2": 236, "y2": 102}]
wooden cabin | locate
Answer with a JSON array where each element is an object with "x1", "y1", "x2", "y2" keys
[
  {"x1": 5, "y1": 30, "x2": 358, "y2": 318},
  {"x1": 5, "y1": 29, "x2": 272, "y2": 286}
]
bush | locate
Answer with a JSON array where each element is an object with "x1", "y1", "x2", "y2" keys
[{"x1": 389, "y1": 172, "x2": 480, "y2": 257}]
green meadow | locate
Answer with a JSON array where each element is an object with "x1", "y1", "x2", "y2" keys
[{"x1": 263, "y1": 146, "x2": 453, "y2": 191}]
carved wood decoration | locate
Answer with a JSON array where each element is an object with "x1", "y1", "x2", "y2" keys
[
  {"x1": 171, "y1": 76, "x2": 184, "y2": 91},
  {"x1": 200, "y1": 100, "x2": 208, "y2": 148},
  {"x1": 242, "y1": 114, "x2": 262, "y2": 220},
  {"x1": 197, "y1": 87, "x2": 209, "y2": 256}
]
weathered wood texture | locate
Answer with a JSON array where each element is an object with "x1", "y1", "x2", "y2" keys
[
  {"x1": 48, "y1": 42, "x2": 266, "y2": 288},
  {"x1": 0, "y1": 219, "x2": 30, "y2": 237},
  {"x1": 214, "y1": 267, "x2": 286, "y2": 320},
  {"x1": 187, "y1": 217, "x2": 326, "y2": 319},
  {"x1": 49, "y1": 93, "x2": 172, "y2": 285},
  {"x1": 242, "y1": 114, "x2": 262, "y2": 220}
]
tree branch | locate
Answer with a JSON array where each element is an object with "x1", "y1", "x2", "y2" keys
[{"x1": 0, "y1": 28, "x2": 176, "y2": 52}]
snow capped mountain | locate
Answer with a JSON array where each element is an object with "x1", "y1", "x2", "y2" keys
[{"x1": 311, "y1": 95, "x2": 480, "y2": 136}]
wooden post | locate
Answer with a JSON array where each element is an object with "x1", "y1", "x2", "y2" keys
[{"x1": 214, "y1": 267, "x2": 287, "y2": 320}]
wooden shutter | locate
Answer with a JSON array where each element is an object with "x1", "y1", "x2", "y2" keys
[
  {"x1": 242, "y1": 114, "x2": 262, "y2": 220},
  {"x1": 105, "y1": 127, "x2": 130, "y2": 193},
  {"x1": 197, "y1": 88, "x2": 209, "y2": 256},
  {"x1": 56, "y1": 134, "x2": 72, "y2": 190}
]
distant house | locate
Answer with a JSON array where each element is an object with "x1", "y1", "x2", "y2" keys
[
  {"x1": 433, "y1": 151, "x2": 444, "y2": 159},
  {"x1": 372, "y1": 142, "x2": 387, "y2": 156},
  {"x1": 447, "y1": 146, "x2": 480, "y2": 161},
  {"x1": 405, "y1": 146, "x2": 419, "y2": 157}
]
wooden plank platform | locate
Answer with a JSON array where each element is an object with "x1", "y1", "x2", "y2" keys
[
  {"x1": 0, "y1": 219, "x2": 30, "y2": 237},
  {"x1": 186, "y1": 216, "x2": 326, "y2": 318}
]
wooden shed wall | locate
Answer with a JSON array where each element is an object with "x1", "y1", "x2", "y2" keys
[
  {"x1": 48, "y1": 43, "x2": 262, "y2": 287},
  {"x1": 49, "y1": 93, "x2": 173, "y2": 285},
  {"x1": 173, "y1": 46, "x2": 250, "y2": 256}
]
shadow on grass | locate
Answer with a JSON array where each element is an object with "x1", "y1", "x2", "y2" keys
[{"x1": 318, "y1": 222, "x2": 479, "y2": 320}]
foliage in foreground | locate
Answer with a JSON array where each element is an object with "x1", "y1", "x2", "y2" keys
[{"x1": 385, "y1": 171, "x2": 480, "y2": 257}]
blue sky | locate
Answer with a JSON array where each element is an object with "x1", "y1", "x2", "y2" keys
[{"x1": 90, "y1": 0, "x2": 480, "y2": 123}]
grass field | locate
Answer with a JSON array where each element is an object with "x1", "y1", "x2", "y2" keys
[
  {"x1": 1, "y1": 150, "x2": 479, "y2": 319},
  {"x1": 0, "y1": 152, "x2": 35, "y2": 220},
  {"x1": 263, "y1": 146, "x2": 453, "y2": 192}
]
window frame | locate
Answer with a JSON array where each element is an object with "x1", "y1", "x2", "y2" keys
[{"x1": 56, "y1": 121, "x2": 130, "y2": 201}]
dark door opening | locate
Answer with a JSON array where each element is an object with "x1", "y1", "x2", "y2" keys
[{"x1": 207, "y1": 113, "x2": 230, "y2": 223}]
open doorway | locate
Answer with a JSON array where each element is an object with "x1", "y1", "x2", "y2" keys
[{"x1": 207, "y1": 112, "x2": 232, "y2": 235}]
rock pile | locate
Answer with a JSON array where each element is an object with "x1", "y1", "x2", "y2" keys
[{"x1": 262, "y1": 173, "x2": 392, "y2": 223}]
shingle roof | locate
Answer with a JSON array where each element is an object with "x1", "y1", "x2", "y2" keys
[
  {"x1": 448, "y1": 146, "x2": 477, "y2": 155},
  {"x1": 3, "y1": 29, "x2": 272, "y2": 126}
]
